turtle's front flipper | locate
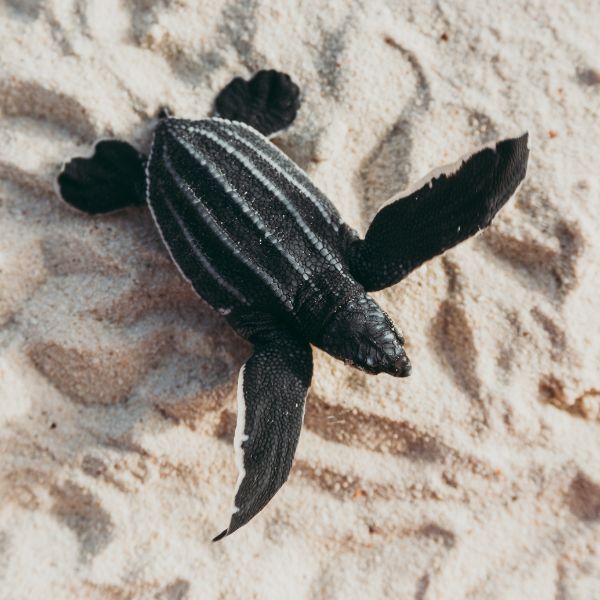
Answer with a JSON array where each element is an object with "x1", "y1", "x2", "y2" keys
[
  {"x1": 349, "y1": 134, "x2": 529, "y2": 291},
  {"x1": 57, "y1": 140, "x2": 146, "y2": 214},
  {"x1": 213, "y1": 327, "x2": 312, "y2": 541},
  {"x1": 214, "y1": 69, "x2": 301, "y2": 137}
]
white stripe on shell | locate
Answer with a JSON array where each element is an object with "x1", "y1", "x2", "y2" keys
[
  {"x1": 147, "y1": 137, "x2": 211, "y2": 294},
  {"x1": 172, "y1": 134, "x2": 315, "y2": 283},
  {"x1": 209, "y1": 118, "x2": 341, "y2": 230},
  {"x1": 146, "y1": 137, "x2": 247, "y2": 308},
  {"x1": 160, "y1": 181, "x2": 249, "y2": 304},
  {"x1": 162, "y1": 145, "x2": 293, "y2": 309},
  {"x1": 187, "y1": 126, "x2": 347, "y2": 277}
]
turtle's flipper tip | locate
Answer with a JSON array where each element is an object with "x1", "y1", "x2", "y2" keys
[
  {"x1": 496, "y1": 131, "x2": 531, "y2": 166},
  {"x1": 212, "y1": 529, "x2": 228, "y2": 542},
  {"x1": 519, "y1": 130, "x2": 529, "y2": 145}
]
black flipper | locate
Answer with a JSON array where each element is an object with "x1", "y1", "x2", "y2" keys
[
  {"x1": 214, "y1": 69, "x2": 301, "y2": 137},
  {"x1": 57, "y1": 140, "x2": 147, "y2": 214},
  {"x1": 213, "y1": 329, "x2": 313, "y2": 541},
  {"x1": 349, "y1": 134, "x2": 529, "y2": 291}
]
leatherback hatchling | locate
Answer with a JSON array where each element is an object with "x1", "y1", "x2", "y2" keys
[{"x1": 56, "y1": 69, "x2": 529, "y2": 539}]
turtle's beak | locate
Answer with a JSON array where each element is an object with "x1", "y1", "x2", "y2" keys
[{"x1": 388, "y1": 350, "x2": 412, "y2": 378}]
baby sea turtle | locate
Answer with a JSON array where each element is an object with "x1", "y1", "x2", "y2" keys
[{"x1": 56, "y1": 69, "x2": 529, "y2": 540}]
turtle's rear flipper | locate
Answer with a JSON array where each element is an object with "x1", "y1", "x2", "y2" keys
[
  {"x1": 57, "y1": 140, "x2": 146, "y2": 214},
  {"x1": 214, "y1": 69, "x2": 301, "y2": 137},
  {"x1": 213, "y1": 327, "x2": 312, "y2": 541},
  {"x1": 348, "y1": 134, "x2": 530, "y2": 292}
]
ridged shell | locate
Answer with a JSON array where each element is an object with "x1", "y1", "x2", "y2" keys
[{"x1": 146, "y1": 117, "x2": 360, "y2": 324}]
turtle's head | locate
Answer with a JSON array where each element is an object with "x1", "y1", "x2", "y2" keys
[{"x1": 319, "y1": 294, "x2": 411, "y2": 377}]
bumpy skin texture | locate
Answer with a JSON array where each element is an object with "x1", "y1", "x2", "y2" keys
[{"x1": 56, "y1": 69, "x2": 529, "y2": 539}]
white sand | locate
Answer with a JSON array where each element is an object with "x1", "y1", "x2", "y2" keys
[{"x1": 1, "y1": 1, "x2": 599, "y2": 598}]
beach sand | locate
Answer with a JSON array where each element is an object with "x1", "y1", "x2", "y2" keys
[{"x1": 0, "y1": 1, "x2": 599, "y2": 598}]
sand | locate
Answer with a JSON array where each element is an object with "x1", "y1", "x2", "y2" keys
[{"x1": 1, "y1": 1, "x2": 599, "y2": 598}]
